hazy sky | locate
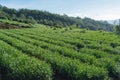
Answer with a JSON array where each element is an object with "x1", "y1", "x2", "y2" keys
[{"x1": 1, "y1": 0, "x2": 120, "y2": 20}]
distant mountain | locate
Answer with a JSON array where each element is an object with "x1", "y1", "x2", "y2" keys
[
  {"x1": 0, "y1": 5, "x2": 114, "y2": 31},
  {"x1": 107, "y1": 19, "x2": 120, "y2": 25}
]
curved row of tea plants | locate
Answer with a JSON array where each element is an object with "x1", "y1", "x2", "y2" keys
[
  {"x1": 10, "y1": 28, "x2": 120, "y2": 55},
  {"x1": 0, "y1": 40, "x2": 52, "y2": 80},
  {"x1": 0, "y1": 27, "x2": 120, "y2": 80},
  {"x1": 0, "y1": 32, "x2": 108, "y2": 80},
  {"x1": 0, "y1": 30, "x2": 119, "y2": 79},
  {"x1": 0, "y1": 31, "x2": 97, "y2": 64},
  {"x1": 6, "y1": 29, "x2": 118, "y2": 59}
]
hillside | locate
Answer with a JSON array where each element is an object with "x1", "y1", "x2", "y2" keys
[
  {"x1": 0, "y1": 26, "x2": 120, "y2": 80},
  {"x1": 0, "y1": 19, "x2": 34, "y2": 29},
  {"x1": 0, "y1": 4, "x2": 120, "y2": 80},
  {"x1": 0, "y1": 5, "x2": 114, "y2": 31},
  {"x1": 107, "y1": 19, "x2": 120, "y2": 25}
]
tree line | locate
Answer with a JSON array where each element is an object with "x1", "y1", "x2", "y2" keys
[{"x1": 0, "y1": 5, "x2": 114, "y2": 31}]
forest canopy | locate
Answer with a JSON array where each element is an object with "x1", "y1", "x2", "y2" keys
[{"x1": 0, "y1": 5, "x2": 113, "y2": 31}]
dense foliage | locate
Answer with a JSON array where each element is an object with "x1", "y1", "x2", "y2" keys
[
  {"x1": 0, "y1": 19, "x2": 34, "y2": 29},
  {"x1": 0, "y1": 39, "x2": 53, "y2": 80},
  {"x1": 0, "y1": 5, "x2": 113, "y2": 31},
  {"x1": 0, "y1": 26, "x2": 120, "y2": 80},
  {"x1": 115, "y1": 25, "x2": 120, "y2": 35}
]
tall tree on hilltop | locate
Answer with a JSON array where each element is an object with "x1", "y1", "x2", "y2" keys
[{"x1": 115, "y1": 19, "x2": 120, "y2": 34}]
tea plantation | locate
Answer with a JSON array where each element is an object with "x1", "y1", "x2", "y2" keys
[{"x1": 0, "y1": 26, "x2": 120, "y2": 80}]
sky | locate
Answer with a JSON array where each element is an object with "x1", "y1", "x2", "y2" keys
[{"x1": 0, "y1": 0, "x2": 120, "y2": 20}]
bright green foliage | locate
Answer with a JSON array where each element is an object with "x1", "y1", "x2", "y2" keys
[
  {"x1": 0, "y1": 40, "x2": 52, "y2": 80},
  {"x1": 0, "y1": 31, "x2": 108, "y2": 80},
  {"x1": 0, "y1": 26, "x2": 120, "y2": 80}
]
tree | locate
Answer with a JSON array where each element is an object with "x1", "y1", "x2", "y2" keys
[
  {"x1": 0, "y1": 5, "x2": 114, "y2": 31},
  {"x1": 115, "y1": 19, "x2": 120, "y2": 34}
]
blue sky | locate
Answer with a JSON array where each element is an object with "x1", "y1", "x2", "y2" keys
[{"x1": 0, "y1": 0, "x2": 120, "y2": 20}]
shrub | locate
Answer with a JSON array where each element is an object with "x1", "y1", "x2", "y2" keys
[
  {"x1": 0, "y1": 40, "x2": 53, "y2": 80},
  {"x1": 80, "y1": 30, "x2": 86, "y2": 33}
]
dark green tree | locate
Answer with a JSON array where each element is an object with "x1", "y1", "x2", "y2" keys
[
  {"x1": 115, "y1": 19, "x2": 120, "y2": 34},
  {"x1": 0, "y1": 5, "x2": 114, "y2": 31}
]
